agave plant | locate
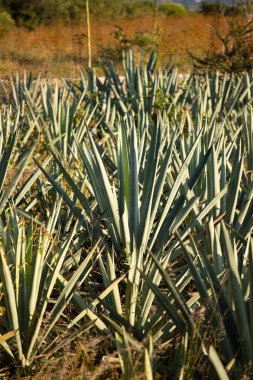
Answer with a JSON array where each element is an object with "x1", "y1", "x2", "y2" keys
[
  {"x1": 33, "y1": 53, "x2": 253, "y2": 379},
  {"x1": 0, "y1": 51, "x2": 252, "y2": 379},
  {"x1": 0, "y1": 203, "x2": 104, "y2": 368}
]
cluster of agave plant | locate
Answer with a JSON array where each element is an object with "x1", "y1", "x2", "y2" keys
[{"x1": 0, "y1": 51, "x2": 253, "y2": 379}]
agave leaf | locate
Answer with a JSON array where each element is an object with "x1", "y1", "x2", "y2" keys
[
  {"x1": 41, "y1": 239, "x2": 101, "y2": 343},
  {"x1": 0, "y1": 330, "x2": 16, "y2": 343},
  {"x1": 208, "y1": 345, "x2": 229, "y2": 380},
  {"x1": 68, "y1": 271, "x2": 127, "y2": 328},
  {"x1": 0, "y1": 131, "x2": 18, "y2": 194},
  {"x1": 221, "y1": 221, "x2": 253, "y2": 363},
  {"x1": 140, "y1": 271, "x2": 186, "y2": 332},
  {"x1": 0, "y1": 143, "x2": 37, "y2": 213},
  {"x1": 149, "y1": 127, "x2": 204, "y2": 250},
  {"x1": 144, "y1": 348, "x2": 153, "y2": 380},
  {"x1": 0, "y1": 246, "x2": 24, "y2": 363},
  {"x1": 34, "y1": 158, "x2": 89, "y2": 230}
]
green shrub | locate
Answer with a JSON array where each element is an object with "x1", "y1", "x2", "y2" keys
[
  {"x1": 124, "y1": 0, "x2": 155, "y2": 17},
  {"x1": 90, "y1": 0, "x2": 154, "y2": 19},
  {"x1": 132, "y1": 31, "x2": 158, "y2": 51},
  {"x1": 159, "y1": 3, "x2": 188, "y2": 17},
  {"x1": 0, "y1": 8, "x2": 14, "y2": 36},
  {"x1": 0, "y1": 0, "x2": 40, "y2": 29},
  {"x1": 200, "y1": 2, "x2": 238, "y2": 15},
  {"x1": 0, "y1": 0, "x2": 154, "y2": 26},
  {"x1": 0, "y1": 0, "x2": 85, "y2": 28},
  {"x1": 100, "y1": 27, "x2": 158, "y2": 62},
  {"x1": 43, "y1": 0, "x2": 85, "y2": 23}
]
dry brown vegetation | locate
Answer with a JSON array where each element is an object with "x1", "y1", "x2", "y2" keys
[{"x1": 0, "y1": 13, "x2": 228, "y2": 77}]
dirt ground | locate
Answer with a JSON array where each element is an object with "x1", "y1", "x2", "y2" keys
[{"x1": 0, "y1": 13, "x2": 228, "y2": 78}]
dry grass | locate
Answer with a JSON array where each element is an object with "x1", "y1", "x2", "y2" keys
[
  {"x1": 0, "y1": 13, "x2": 229, "y2": 78},
  {"x1": 14, "y1": 333, "x2": 147, "y2": 380}
]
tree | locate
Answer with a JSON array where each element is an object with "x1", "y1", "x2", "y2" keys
[
  {"x1": 0, "y1": 0, "x2": 85, "y2": 28},
  {"x1": 190, "y1": 15, "x2": 253, "y2": 73}
]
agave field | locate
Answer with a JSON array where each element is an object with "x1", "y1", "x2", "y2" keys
[{"x1": 0, "y1": 51, "x2": 253, "y2": 379}]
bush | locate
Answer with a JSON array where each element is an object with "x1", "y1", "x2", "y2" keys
[
  {"x1": 0, "y1": 0, "x2": 154, "y2": 27},
  {"x1": 159, "y1": 3, "x2": 188, "y2": 17},
  {"x1": 190, "y1": 17, "x2": 253, "y2": 73},
  {"x1": 0, "y1": 8, "x2": 14, "y2": 36},
  {"x1": 200, "y1": 2, "x2": 238, "y2": 15},
  {"x1": 0, "y1": 0, "x2": 85, "y2": 29},
  {"x1": 43, "y1": 0, "x2": 85, "y2": 23},
  {"x1": 100, "y1": 27, "x2": 158, "y2": 63},
  {"x1": 132, "y1": 31, "x2": 158, "y2": 51},
  {"x1": 0, "y1": 0, "x2": 41, "y2": 29},
  {"x1": 90, "y1": 0, "x2": 154, "y2": 19},
  {"x1": 124, "y1": 0, "x2": 155, "y2": 17}
]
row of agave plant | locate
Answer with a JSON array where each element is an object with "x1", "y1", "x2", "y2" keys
[{"x1": 0, "y1": 51, "x2": 253, "y2": 378}]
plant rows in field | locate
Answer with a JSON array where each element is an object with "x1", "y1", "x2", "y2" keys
[{"x1": 0, "y1": 52, "x2": 253, "y2": 378}]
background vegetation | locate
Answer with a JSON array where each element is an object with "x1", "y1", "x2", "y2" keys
[
  {"x1": 0, "y1": 0, "x2": 158, "y2": 28},
  {"x1": 0, "y1": 0, "x2": 251, "y2": 75}
]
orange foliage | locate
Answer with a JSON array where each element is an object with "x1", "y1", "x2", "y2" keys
[{"x1": 0, "y1": 13, "x2": 228, "y2": 77}]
